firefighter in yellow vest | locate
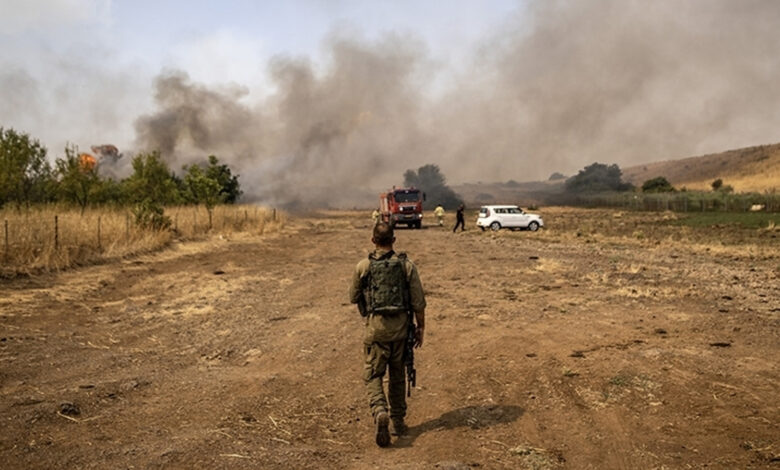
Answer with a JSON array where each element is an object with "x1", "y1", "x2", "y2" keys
[
  {"x1": 371, "y1": 208, "x2": 381, "y2": 225},
  {"x1": 433, "y1": 204, "x2": 445, "y2": 226}
]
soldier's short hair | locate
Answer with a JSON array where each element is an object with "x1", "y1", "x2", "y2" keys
[{"x1": 373, "y1": 222, "x2": 394, "y2": 246}]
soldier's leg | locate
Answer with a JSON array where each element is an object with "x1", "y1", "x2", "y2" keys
[
  {"x1": 387, "y1": 339, "x2": 407, "y2": 422},
  {"x1": 364, "y1": 342, "x2": 390, "y2": 418}
]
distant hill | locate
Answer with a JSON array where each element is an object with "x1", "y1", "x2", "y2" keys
[
  {"x1": 622, "y1": 143, "x2": 780, "y2": 193},
  {"x1": 454, "y1": 142, "x2": 780, "y2": 206}
]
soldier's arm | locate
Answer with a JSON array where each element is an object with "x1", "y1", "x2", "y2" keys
[
  {"x1": 348, "y1": 264, "x2": 362, "y2": 304},
  {"x1": 407, "y1": 262, "x2": 427, "y2": 347}
]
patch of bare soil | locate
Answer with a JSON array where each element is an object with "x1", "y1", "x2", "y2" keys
[{"x1": 1, "y1": 209, "x2": 778, "y2": 469}]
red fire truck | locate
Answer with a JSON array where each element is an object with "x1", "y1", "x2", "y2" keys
[{"x1": 379, "y1": 187, "x2": 425, "y2": 229}]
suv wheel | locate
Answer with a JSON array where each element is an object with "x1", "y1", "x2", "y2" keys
[
  {"x1": 528, "y1": 221, "x2": 539, "y2": 232},
  {"x1": 490, "y1": 221, "x2": 501, "y2": 231}
]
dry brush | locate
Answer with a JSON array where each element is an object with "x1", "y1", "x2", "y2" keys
[{"x1": 1, "y1": 204, "x2": 284, "y2": 277}]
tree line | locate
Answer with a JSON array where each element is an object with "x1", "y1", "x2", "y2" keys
[
  {"x1": 1, "y1": 127, "x2": 241, "y2": 228},
  {"x1": 563, "y1": 162, "x2": 740, "y2": 196}
]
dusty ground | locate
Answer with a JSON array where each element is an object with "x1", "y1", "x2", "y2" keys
[{"x1": 1, "y1": 208, "x2": 778, "y2": 469}]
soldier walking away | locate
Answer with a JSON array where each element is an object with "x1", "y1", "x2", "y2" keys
[
  {"x1": 453, "y1": 204, "x2": 466, "y2": 232},
  {"x1": 434, "y1": 204, "x2": 445, "y2": 226},
  {"x1": 349, "y1": 222, "x2": 426, "y2": 447}
]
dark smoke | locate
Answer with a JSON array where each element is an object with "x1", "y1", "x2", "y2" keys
[{"x1": 133, "y1": 0, "x2": 780, "y2": 207}]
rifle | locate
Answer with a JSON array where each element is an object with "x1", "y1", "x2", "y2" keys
[{"x1": 404, "y1": 313, "x2": 417, "y2": 396}]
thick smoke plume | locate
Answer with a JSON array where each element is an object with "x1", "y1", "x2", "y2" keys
[{"x1": 133, "y1": 0, "x2": 780, "y2": 207}]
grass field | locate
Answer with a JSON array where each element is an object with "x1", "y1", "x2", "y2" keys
[
  {"x1": 669, "y1": 212, "x2": 779, "y2": 229},
  {"x1": 0, "y1": 204, "x2": 284, "y2": 277}
]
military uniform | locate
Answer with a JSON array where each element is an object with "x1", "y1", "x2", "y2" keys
[{"x1": 349, "y1": 248, "x2": 426, "y2": 429}]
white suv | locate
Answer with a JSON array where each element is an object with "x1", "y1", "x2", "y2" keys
[{"x1": 476, "y1": 205, "x2": 544, "y2": 232}]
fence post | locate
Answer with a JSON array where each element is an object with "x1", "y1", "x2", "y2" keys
[
  {"x1": 126, "y1": 213, "x2": 130, "y2": 240},
  {"x1": 54, "y1": 215, "x2": 59, "y2": 251},
  {"x1": 4, "y1": 219, "x2": 8, "y2": 263},
  {"x1": 273, "y1": 208, "x2": 276, "y2": 221},
  {"x1": 97, "y1": 216, "x2": 102, "y2": 250}
]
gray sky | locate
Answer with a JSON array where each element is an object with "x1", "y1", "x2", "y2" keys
[
  {"x1": 2, "y1": 0, "x2": 780, "y2": 205},
  {"x1": 0, "y1": 0, "x2": 517, "y2": 155}
]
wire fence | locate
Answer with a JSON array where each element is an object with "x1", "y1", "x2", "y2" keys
[
  {"x1": 568, "y1": 192, "x2": 780, "y2": 213},
  {"x1": 1, "y1": 204, "x2": 283, "y2": 275}
]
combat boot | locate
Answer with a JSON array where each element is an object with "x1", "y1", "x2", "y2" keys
[
  {"x1": 390, "y1": 417, "x2": 407, "y2": 437},
  {"x1": 375, "y1": 411, "x2": 390, "y2": 447}
]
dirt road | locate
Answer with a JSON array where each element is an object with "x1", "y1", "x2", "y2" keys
[{"x1": 1, "y1": 209, "x2": 778, "y2": 469}]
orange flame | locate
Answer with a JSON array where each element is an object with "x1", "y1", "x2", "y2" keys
[{"x1": 79, "y1": 153, "x2": 97, "y2": 171}]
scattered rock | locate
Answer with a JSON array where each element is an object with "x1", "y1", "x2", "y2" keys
[
  {"x1": 709, "y1": 342, "x2": 732, "y2": 348},
  {"x1": 529, "y1": 256, "x2": 539, "y2": 260},
  {"x1": 59, "y1": 402, "x2": 80, "y2": 416},
  {"x1": 719, "y1": 308, "x2": 729, "y2": 313},
  {"x1": 721, "y1": 295, "x2": 733, "y2": 300},
  {"x1": 569, "y1": 351, "x2": 585, "y2": 358},
  {"x1": 654, "y1": 328, "x2": 667, "y2": 335},
  {"x1": 525, "y1": 353, "x2": 537, "y2": 358},
  {"x1": 213, "y1": 270, "x2": 225, "y2": 275},
  {"x1": 78, "y1": 384, "x2": 95, "y2": 389}
]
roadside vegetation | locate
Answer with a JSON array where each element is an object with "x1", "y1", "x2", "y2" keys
[
  {"x1": 555, "y1": 162, "x2": 779, "y2": 214},
  {"x1": 1, "y1": 127, "x2": 282, "y2": 277}
]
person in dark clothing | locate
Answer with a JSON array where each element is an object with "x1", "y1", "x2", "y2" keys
[{"x1": 452, "y1": 204, "x2": 466, "y2": 232}]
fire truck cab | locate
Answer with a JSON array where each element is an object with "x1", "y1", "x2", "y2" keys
[{"x1": 379, "y1": 187, "x2": 425, "y2": 229}]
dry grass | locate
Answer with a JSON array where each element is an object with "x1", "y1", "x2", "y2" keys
[
  {"x1": 0, "y1": 204, "x2": 284, "y2": 277},
  {"x1": 623, "y1": 142, "x2": 780, "y2": 192}
]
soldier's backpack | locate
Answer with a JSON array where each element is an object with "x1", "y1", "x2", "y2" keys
[{"x1": 365, "y1": 251, "x2": 410, "y2": 316}]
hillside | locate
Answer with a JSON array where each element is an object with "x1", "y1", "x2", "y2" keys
[
  {"x1": 622, "y1": 143, "x2": 780, "y2": 193},
  {"x1": 453, "y1": 143, "x2": 780, "y2": 206}
]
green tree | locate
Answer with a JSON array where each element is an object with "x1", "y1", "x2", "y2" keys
[
  {"x1": 123, "y1": 151, "x2": 181, "y2": 205},
  {"x1": 183, "y1": 163, "x2": 223, "y2": 229},
  {"x1": 122, "y1": 151, "x2": 179, "y2": 230},
  {"x1": 92, "y1": 178, "x2": 125, "y2": 205},
  {"x1": 55, "y1": 144, "x2": 100, "y2": 213},
  {"x1": 565, "y1": 162, "x2": 633, "y2": 193},
  {"x1": 205, "y1": 155, "x2": 241, "y2": 203},
  {"x1": 0, "y1": 128, "x2": 53, "y2": 208},
  {"x1": 641, "y1": 176, "x2": 675, "y2": 193},
  {"x1": 403, "y1": 164, "x2": 462, "y2": 209},
  {"x1": 711, "y1": 178, "x2": 723, "y2": 191}
]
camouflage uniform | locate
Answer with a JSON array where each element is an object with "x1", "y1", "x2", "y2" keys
[{"x1": 349, "y1": 248, "x2": 426, "y2": 425}]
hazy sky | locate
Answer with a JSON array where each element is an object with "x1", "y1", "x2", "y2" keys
[
  {"x1": 2, "y1": 0, "x2": 780, "y2": 205},
  {"x1": 0, "y1": 0, "x2": 518, "y2": 152}
]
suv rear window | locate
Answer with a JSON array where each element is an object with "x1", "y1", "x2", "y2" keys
[{"x1": 479, "y1": 207, "x2": 490, "y2": 216}]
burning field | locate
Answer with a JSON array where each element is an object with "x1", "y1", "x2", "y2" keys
[{"x1": 0, "y1": 208, "x2": 777, "y2": 469}]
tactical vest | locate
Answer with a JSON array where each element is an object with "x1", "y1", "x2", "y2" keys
[{"x1": 364, "y1": 251, "x2": 410, "y2": 316}]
